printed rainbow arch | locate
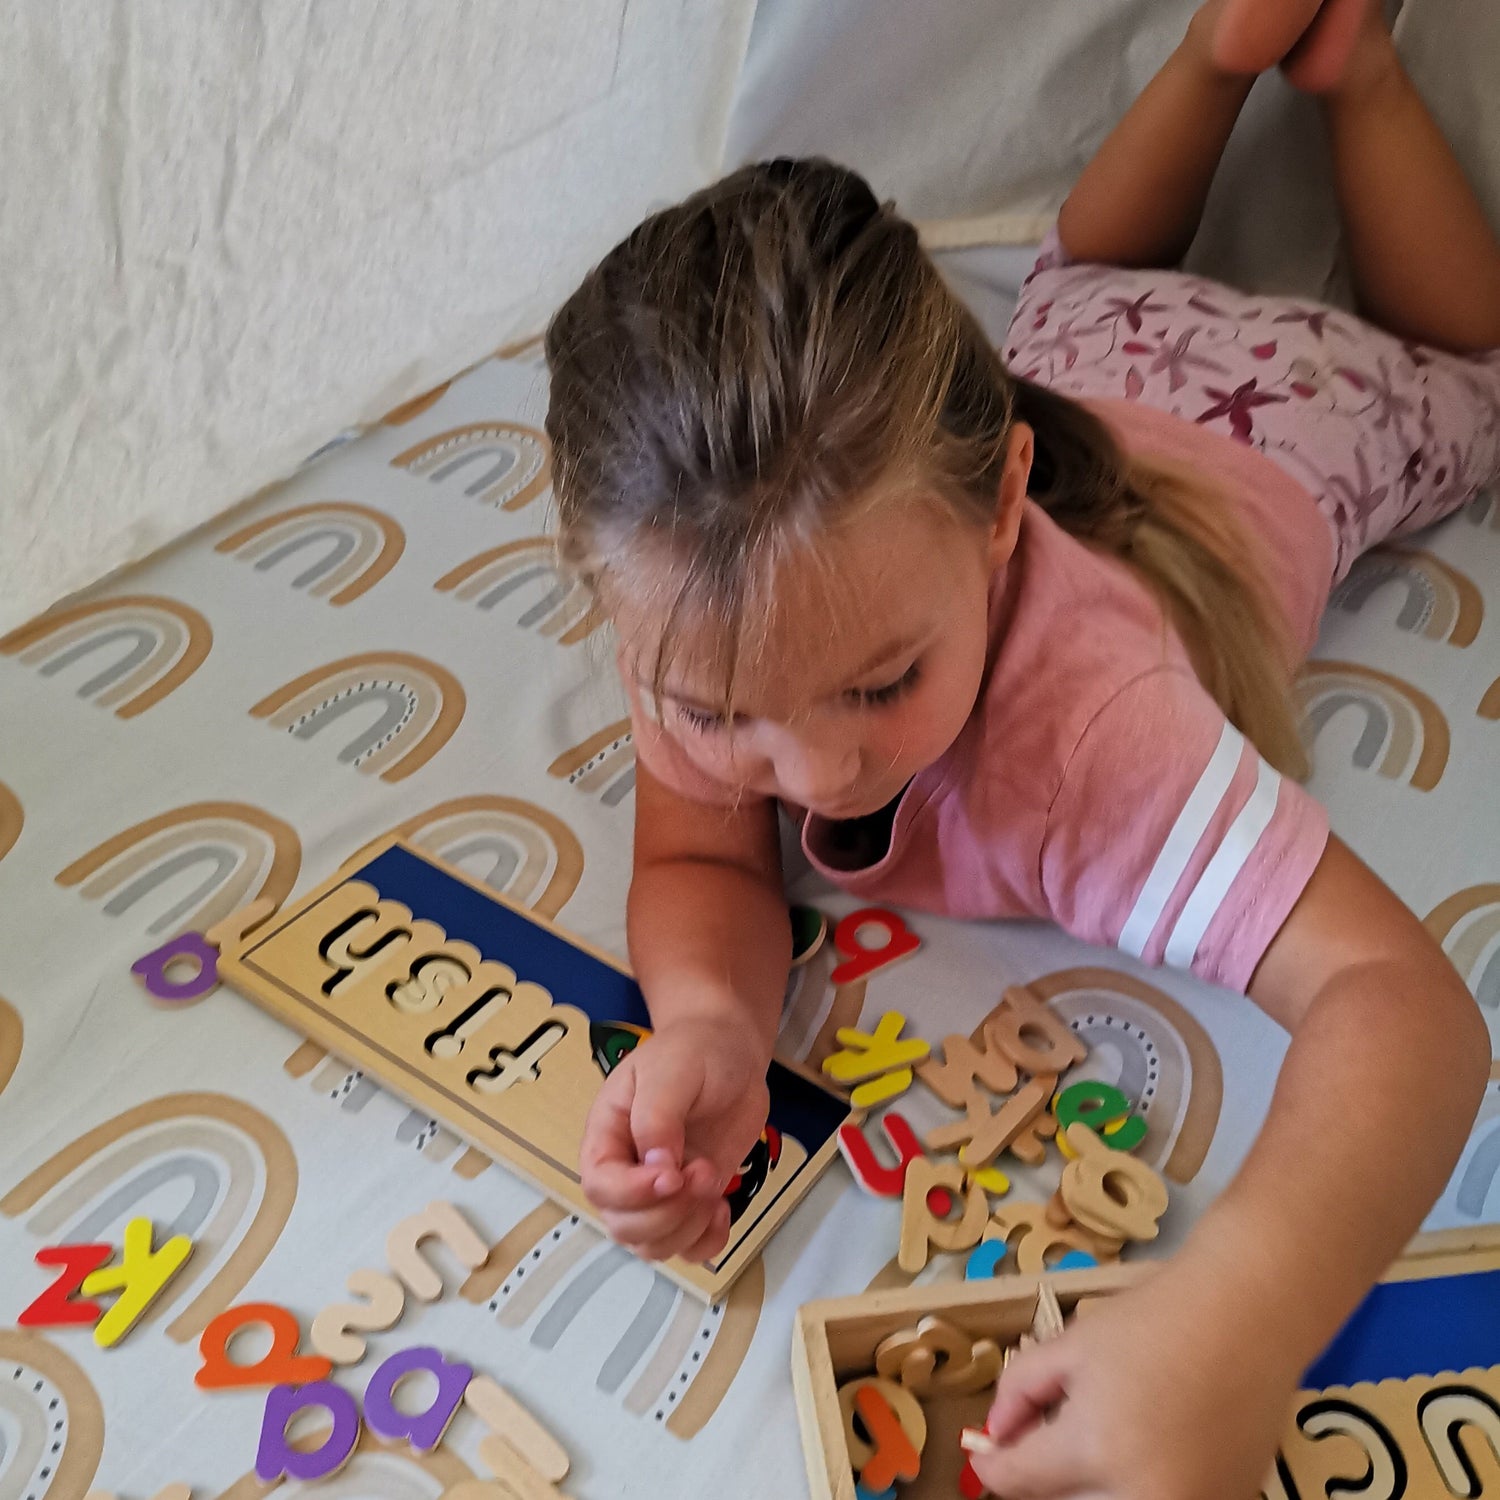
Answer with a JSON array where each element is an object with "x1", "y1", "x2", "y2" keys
[
  {"x1": 674, "y1": 1264, "x2": 764, "y2": 1437},
  {"x1": 1332, "y1": 547, "x2": 1483, "y2": 648},
  {"x1": 0, "y1": 1092, "x2": 297, "y2": 1343},
  {"x1": 0, "y1": 593, "x2": 211, "y2": 718},
  {"x1": 1480, "y1": 676, "x2": 1500, "y2": 722},
  {"x1": 1426, "y1": 883, "x2": 1500, "y2": 1018},
  {"x1": 1026, "y1": 967, "x2": 1224, "y2": 1185},
  {"x1": 0, "y1": 1330, "x2": 104, "y2": 1498},
  {"x1": 380, "y1": 378, "x2": 455, "y2": 427},
  {"x1": 215, "y1": 502, "x2": 405, "y2": 607},
  {"x1": 1297, "y1": 659, "x2": 1450, "y2": 792},
  {"x1": 359, "y1": 795, "x2": 586, "y2": 918},
  {"x1": 390, "y1": 420, "x2": 551, "y2": 511},
  {"x1": 461, "y1": 1206, "x2": 766, "y2": 1439},
  {"x1": 55, "y1": 800, "x2": 300, "y2": 937},
  {"x1": 1468, "y1": 492, "x2": 1500, "y2": 531},
  {"x1": 434, "y1": 536, "x2": 604, "y2": 647},
  {"x1": 246, "y1": 1439, "x2": 474, "y2": 1498},
  {"x1": 778, "y1": 941, "x2": 870, "y2": 1072},
  {"x1": 493, "y1": 331, "x2": 545, "y2": 362},
  {"x1": 0, "y1": 778, "x2": 20, "y2": 863},
  {"x1": 1453, "y1": 1067, "x2": 1500, "y2": 1220},
  {"x1": 548, "y1": 717, "x2": 635, "y2": 806},
  {"x1": 0, "y1": 994, "x2": 20, "y2": 1098},
  {"x1": 250, "y1": 651, "x2": 466, "y2": 783},
  {"x1": 216, "y1": 1427, "x2": 476, "y2": 1500},
  {"x1": 280, "y1": 1042, "x2": 493, "y2": 1182}
]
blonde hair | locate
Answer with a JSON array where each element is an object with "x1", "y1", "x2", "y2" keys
[{"x1": 544, "y1": 158, "x2": 1307, "y2": 778}]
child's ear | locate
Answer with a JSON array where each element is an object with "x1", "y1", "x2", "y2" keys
[{"x1": 989, "y1": 421, "x2": 1035, "y2": 567}]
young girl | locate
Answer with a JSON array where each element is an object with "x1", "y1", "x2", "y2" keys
[{"x1": 546, "y1": 0, "x2": 1500, "y2": 1492}]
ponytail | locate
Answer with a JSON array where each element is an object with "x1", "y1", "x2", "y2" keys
[{"x1": 1012, "y1": 378, "x2": 1309, "y2": 779}]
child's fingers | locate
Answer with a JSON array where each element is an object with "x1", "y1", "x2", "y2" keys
[
  {"x1": 681, "y1": 1155, "x2": 726, "y2": 1198},
  {"x1": 703, "y1": 1131, "x2": 756, "y2": 1189},
  {"x1": 580, "y1": 1064, "x2": 685, "y2": 1201},
  {"x1": 984, "y1": 1338, "x2": 1073, "y2": 1444},
  {"x1": 582, "y1": 1158, "x2": 670, "y2": 1212},
  {"x1": 678, "y1": 1199, "x2": 731, "y2": 1265},
  {"x1": 969, "y1": 1416, "x2": 1092, "y2": 1498},
  {"x1": 613, "y1": 1199, "x2": 723, "y2": 1264},
  {"x1": 594, "y1": 1159, "x2": 725, "y2": 1259},
  {"x1": 591, "y1": 1154, "x2": 721, "y2": 1213},
  {"x1": 599, "y1": 1192, "x2": 717, "y2": 1253},
  {"x1": 629, "y1": 1059, "x2": 703, "y2": 1172},
  {"x1": 580, "y1": 1063, "x2": 638, "y2": 1167},
  {"x1": 699, "y1": 1087, "x2": 770, "y2": 1185}
]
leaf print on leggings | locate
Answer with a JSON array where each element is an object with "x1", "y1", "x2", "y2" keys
[
  {"x1": 1273, "y1": 306, "x2": 1340, "y2": 341},
  {"x1": 1196, "y1": 378, "x2": 1289, "y2": 444},
  {"x1": 1339, "y1": 357, "x2": 1418, "y2": 441},
  {"x1": 1321, "y1": 448, "x2": 1391, "y2": 567},
  {"x1": 1096, "y1": 291, "x2": 1171, "y2": 335},
  {"x1": 1121, "y1": 328, "x2": 1228, "y2": 394}
]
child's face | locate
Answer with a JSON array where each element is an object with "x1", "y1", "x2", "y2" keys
[{"x1": 616, "y1": 444, "x2": 1029, "y2": 819}]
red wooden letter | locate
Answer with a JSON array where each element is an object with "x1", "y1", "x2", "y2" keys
[
  {"x1": 830, "y1": 908, "x2": 920, "y2": 984},
  {"x1": 17, "y1": 1244, "x2": 113, "y2": 1328}
]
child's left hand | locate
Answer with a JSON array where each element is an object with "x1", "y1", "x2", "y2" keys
[{"x1": 970, "y1": 1267, "x2": 1299, "y2": 1500}]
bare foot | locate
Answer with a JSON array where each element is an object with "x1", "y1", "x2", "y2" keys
[
  {"x1": 1282, "y1": 0, "x2": 1388, "y2": 95},
  {"x1": 1208, "y1": 0, "x2": 1324, "y2": 74}
]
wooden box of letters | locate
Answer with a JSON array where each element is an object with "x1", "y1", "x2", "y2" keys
[{"x1": 794, "y1": 1238, "x2": 1500, "y2": 1500}]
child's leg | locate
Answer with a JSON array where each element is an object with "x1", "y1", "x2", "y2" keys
[
  {"x1": 1054, "y1": 5, "x2": 1255, "y2": 271},
  {"x1": 1310, "y1": 10, "x2": 1500, "y2": 355}
]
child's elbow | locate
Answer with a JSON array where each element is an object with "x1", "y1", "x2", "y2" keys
[
  {"x1": 1368, "y1": 945, "x2": 1491, "y2": 1121},
  {"x1": 1423, "y1": 956, "x2": 1494, "y2": 1116},
  {"x1": 1450, "y1": 983, "x2": 1493, "y2": 1113}
]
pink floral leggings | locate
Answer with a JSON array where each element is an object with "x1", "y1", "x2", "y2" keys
[{"x1": 1005, "y1": 230, "x2": 1500, "y2": 580}]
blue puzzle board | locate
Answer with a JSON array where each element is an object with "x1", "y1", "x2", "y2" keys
[{"x1": 1306, "y1": 1265, "x2": 1500, "y2": 1387}]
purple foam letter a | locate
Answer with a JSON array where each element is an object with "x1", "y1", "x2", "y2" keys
[{"x1": 364, "y1": 1345, "x2": 474, "y2": 1451}]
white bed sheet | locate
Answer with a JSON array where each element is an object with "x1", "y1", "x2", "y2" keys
[{"x1": 0, "y1": 263, "x2": 1497, "y2": 1496}]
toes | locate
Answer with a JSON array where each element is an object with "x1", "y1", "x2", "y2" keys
[
  {"x1": 1210, "y1": 0, "x2": 1325, "y2": 75},
  {"x1": 1281, "y1": 0, "x2": 1379, "y2": 93}
]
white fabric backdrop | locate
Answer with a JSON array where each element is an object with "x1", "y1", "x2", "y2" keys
[
  {"x1": 725, "y1": 0, "x2": 1498, "y2": 301},
  {"x1": 0, "y1": 0, "x2": 755, "y2": 634},
  {"x1": 6, "y1": 0, "x2": 1496, "y2": 638}
]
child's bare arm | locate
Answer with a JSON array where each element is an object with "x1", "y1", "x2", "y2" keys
[
  {"x1": 578, "y1": 763, "x2": 791, "y2": 1265},
  {"x1": 976, "y1": 835, "x2": 1489, "y2": 1499},
  {"x1": 626, "y1": 761, "x2": 791, "y2": 1057},
  {"x1": 1189, "y1": 833, "x2": 1488, "y2": 1357}
]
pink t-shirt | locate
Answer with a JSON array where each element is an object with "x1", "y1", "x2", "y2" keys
[{"x1": 631, "y1": 400, "x2": 1337, "y2": 995}]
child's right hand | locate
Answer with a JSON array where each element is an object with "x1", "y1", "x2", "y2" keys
[{"x1": 579, "y1": 1016, "x2": 772, "y2": 1265}]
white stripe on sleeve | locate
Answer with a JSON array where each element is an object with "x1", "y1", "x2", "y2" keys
[
  {"x1": 1164, "y1": 756, "x2": 1283, "y2": 969},
  {"x1": 1117, "y1": 722, "x2": 1244, "y2": 958}
]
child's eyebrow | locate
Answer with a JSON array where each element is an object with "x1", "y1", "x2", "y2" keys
[
  {"x1": 844, "y1": 633, "x2": 925, "y2": 683},
  {"x1": 637, "y1": 631, "x2": 928, "y2": 717},
  {"x1": 637, "y1": 679, "x2": 727, "y2": 716}
]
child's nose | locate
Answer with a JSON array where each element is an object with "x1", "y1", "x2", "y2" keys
[{"x1": 774, "y1": 738, "x2": 860, "y2": 808}]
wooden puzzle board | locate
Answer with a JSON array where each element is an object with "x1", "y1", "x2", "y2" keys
[
  {"x1": 795, "y1": 1239, "x2": 1500, "y2": 1500},
  {"x1": 1272, "y1": 1241, "x2": 1500, "y2": 1500},
  {"x1": 217, "y1": 835, "x2": 856, "y2": 1300}
]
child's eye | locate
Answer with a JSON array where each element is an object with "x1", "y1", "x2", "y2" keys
[
  {"x1": 849, "y1": 661, "x2": 921, "y2": 708},
  {"x1": 675, "y1": 703, "x2": 726, "y2": 734}
]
